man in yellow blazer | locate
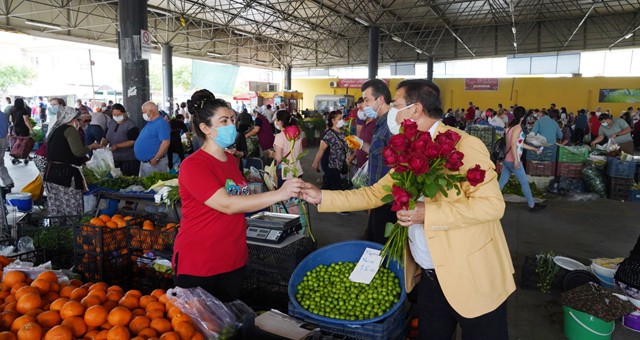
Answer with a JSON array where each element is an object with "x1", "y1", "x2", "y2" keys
[{"x1": 301, "y1": 79, "x2": 515, "y2": 339}]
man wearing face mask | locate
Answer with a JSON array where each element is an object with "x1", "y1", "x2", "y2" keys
[
  {"x1": 354, "y1": 98, "x2": 376, "y2": 169},
  {"x1": 531, "y1": 109, "x2": 562, "y2": 147},
  {"x1": 134, "y1": 101, "x2": 171, "y2": 177},
  {"x1": 591, "y1": 113, "x2": 634, "y2": 154},
  {"x1": 347, "y1": 79, "x2": 393, "y2": 243}
]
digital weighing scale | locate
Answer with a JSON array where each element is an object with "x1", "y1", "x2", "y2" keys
[{"x1": 246, "y1": 212, "x2": 301, "y2": 244}]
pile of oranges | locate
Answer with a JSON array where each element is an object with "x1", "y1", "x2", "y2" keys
[
  {"x1": 0, "y1": 267, "x2": 206, "y2": 339},
  {"x1": 88, "y1": 215, "x2": 131, "y2": 230}
]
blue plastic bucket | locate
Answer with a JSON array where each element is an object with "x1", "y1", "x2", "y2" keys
[
  {"x1": 6, "y1": 193, "x2": 32, "y2": 212},
  {"x1": 287, "y1": 240, "x2": 407, "y2": 326}
]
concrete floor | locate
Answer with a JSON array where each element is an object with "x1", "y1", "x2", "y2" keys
[{"x1": 5, "y1": 146, "x2": 640, "y2": 339}]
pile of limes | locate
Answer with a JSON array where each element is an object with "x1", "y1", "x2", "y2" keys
[{"x1": 295, "y1": 262, "x2": 402, "y2": 320}]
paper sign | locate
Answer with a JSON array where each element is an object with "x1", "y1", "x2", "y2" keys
[{"x1": 349, "y1": 247, "x2": 382, "y2": 284}]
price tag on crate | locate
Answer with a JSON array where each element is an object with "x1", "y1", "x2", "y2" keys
[{"x1": 349, "y1": 247, "x2": 382, "y2": 284}]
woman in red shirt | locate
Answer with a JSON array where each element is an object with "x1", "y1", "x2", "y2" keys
[{"x1": 174, "y1": 89, "x2": 303, "y2": 302}]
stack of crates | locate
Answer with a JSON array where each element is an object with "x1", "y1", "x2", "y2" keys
[
  {"x1": 526, "y1": 145, "x2": 557, "y2": 177},
  {"x1": 556, "y1": 146, "x2": 589, "y2": 193},
  {"x1": 73, "y1": 222, "x2": 129, "y2": 283},
  {"x1": 605, "y1": 157, "x2": 637, "y2": 201}
]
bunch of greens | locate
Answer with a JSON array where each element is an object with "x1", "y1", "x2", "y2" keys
[
  {"x1": 164, "y1": 186, "x2": 180, "y2": 207},
  {"x1": 535, "y1": 251, "x2": 559, "y2": 294},
  {"x1": 142, "y1": 172, "x2": 178, "y2": 190},
  {"x1": 502, "y1": 175, "x2": 545, "y2": 198}
]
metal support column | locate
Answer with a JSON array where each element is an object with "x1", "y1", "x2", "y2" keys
[
  {"x1": 368, "y1": 26, "x2": 380, "y2": 79},
  {"x1": 119, "y1": 0, "x2": 150, "y2": 127},
  {"x1": 162, "y1": 44, "x2": 173, "y2": 114},
  {"x1": 427, "y1": 56, "x2": 434, "y2": 81},
  {"x1": 284, "y1": 65, "x2": 292, "y2": 91}
]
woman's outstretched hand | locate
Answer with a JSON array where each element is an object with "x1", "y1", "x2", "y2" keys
[
  {"x1": 300, "y1": 182, "x2": 322, "y2": 204},
  {"x1": 278, "y1": 178, "x2": 304, "y2": 200}
]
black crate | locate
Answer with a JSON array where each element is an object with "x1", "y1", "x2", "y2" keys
[
  {"x1": 73, "y1": 223, "x2": 127, "y2": 255},
  {"x1": 129, "y1": 250, "x2": 174, "y2": 295},
  {"x1": 246, "y1": 236, "x2": 316, "y2": 287},
  {"x1": 127, "y1": 216, "x2": 178, "y2": 254},
  {"x1": 556, "y1": 162, "x2": 584, "y2": 178},
  {"x1": 606, "y1": 157, "x2": 637, "y2": 179},
  {"x1": 73, "y1": 250, "x2": 130, "y2": 283},
  {"x1": 606, "y1": 176, "x2": 634, "y2": 201},
  {"x1": 526, "y1": 145, "x2": 558, "y2": 162},
  {"x1": 526, "y1": 160, "x2": 556, "y2": 177},
  {"x1": 19, "y1": 225, "x2": 74, "y2": 269},
  {"x1": 7, "y1": 250, "x2": 41, "y2": 263}
]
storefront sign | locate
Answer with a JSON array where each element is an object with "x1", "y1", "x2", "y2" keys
[
  {"x1": 464, "y1": 78, "x2": 499, "y2": 91},
  {"x1": 337, "y1": 78, "x2": 389, "y2": 88}
]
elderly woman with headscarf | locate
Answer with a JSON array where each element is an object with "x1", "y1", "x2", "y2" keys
[
  {"x1": 44, "y1": 107, "x2": 100, "y2": 216},
  {"x1": 100, "y1": 103, "x2": 140, "y2": 176}
]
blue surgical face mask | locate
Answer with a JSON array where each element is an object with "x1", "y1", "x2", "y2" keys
[
  {"x1": 364, "y1": 105, "x2": 377, "y2": 119},
  {"x1": 213, "y1": 124, "x2": 238, "y2": 148},
  {"x1": 48, "y1": 105, "x2": 60, "y2": 115}
]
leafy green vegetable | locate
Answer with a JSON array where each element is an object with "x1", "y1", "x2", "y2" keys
[
  {"x1": 142, "y1": 172, "x2": 178, "y2": 190},
  {"x1": 501, "y1": 175, "x2": 545, "y2": 198},
  {"x1": 164, "y1": 186, "x2": 180, "y2": 207}
]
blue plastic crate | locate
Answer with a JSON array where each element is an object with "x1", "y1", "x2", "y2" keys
[
  {"x1": 606, "y1": 157, "x2": 637, "y2": 179},
  {"x1": 526, "y1": 145, "x2": 557, "y2": 162},
  {"x1": 288, "y1": 301, "x2": 404, "y2": 340},
  {"x1": 630, "y1": 190, "x2": 640, "y2": 202}
]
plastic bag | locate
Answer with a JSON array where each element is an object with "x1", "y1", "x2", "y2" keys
[
  {"x1": 351, "y1": 160, "x2": 369, "y2": 189},
  {"x1": 166, "y1": 287, "x2": 236, "y2": 339},
  {"x1": 566, "y1": 192, "x2": 600, "y2": 201},
  {"x1": 86, "y1": 148, "x2": 117, "y2": 179},
  {"x1": 582, "y1": 165, "x2": 606, "y2": 197},
  {"x1": 525, "y1": 133, "x2": 548, "y2": 147},
  {"x1": 17, "y1": 237, "x2": 35, "y2": 252}
]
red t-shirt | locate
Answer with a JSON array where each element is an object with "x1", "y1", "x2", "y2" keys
[
  {"x1": 589, "y1": 115, "x2": 601, "y2": 136},
  {"x1": 173, "y1": 149, "x2": 249, "y2": 277}
]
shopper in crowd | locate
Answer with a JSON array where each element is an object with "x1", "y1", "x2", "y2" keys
[
  {"x1": 0, "y1": 108, "x2": 14, "y2": 190},
  {"x1": 236, "y1": 108, "x2": 253, "y2": 134},
  {"x1": 499, "y1": 106, "x2": 546, "y2": 212},
  {"x1": 168, "y1": 114, "x2": 190, "y2": 170},
  {"x1": 531, "y1": 109, "x2": 562, "y2": 146},
  {"x1": 573, "y1": 109, "x2": 588, "y2": 144},
  {"x1": 101, "y1": 104, "x2": 140, "y2": 176},
  {"x1": 588, "y1": 111, "x2": 601, "y2": 142},
  {"x1": 44, "y1": 107, "x2": 100, "y2": 216},
  {"x1": 78, "y1": 113, "x2": 91, "y2": 145},
  {"x1": 591, "y1": 113, "x2": 634, "y2": 154},
  {"x1": 245, "y1": 108, "x2": 275, "y2": 159},
  {"x1": 558, "y1": 120, "x2": 572, "y2": 146},
  {"x1": 311, "y1": 111, "x2": 348, "y2": 191},
  {"x1": 621, "y1": 110, "x2": 633, "y2": 128},
  {"x1": 354, "y1": 103, "x2": 376, "y2": 169},
  {"x1": 85, "y1": 100, "x2": 109, "y2": 154},
  {"x1": 134, "y1": 101, "x2": 171, "y2": 176},
  {"x1": 633, "y1": 119, "x2": 640, "y2": 150},
  {"x1": 9, "y1": 98, "x2": 34, "y2": 137},
  {"x1": 174, "y1": 89, "x2": 303, "y2": 302},
  {"x1": 273, "y1": 110, "x2": 303, "y2": 186},
  {"x1": 301, "y1": 79, "x2": 515, "y2": 340}
]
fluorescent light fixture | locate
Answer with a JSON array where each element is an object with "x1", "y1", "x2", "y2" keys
[
  {"x1": 207, "y1": 52, "x2": 222, "y2": 57},
  {"x1": 254, "y1": 59, "x2": 268, "y2": 64},
  {"x1": 512, "y1": 27, "x2": 517, "y2": 34},
  {"x1": 624, "y1": 33, "x2": 633, "y2": 39},
  {"x1": 25, "y1": 19, "x2": 61, "y2": 30},
  {"x1": 354, "y1": 17, "x2": 369, "y2": 26},
  {"x1": 149, "y1": 8, "x2": 172, "y2": 16},
  {"x1": 513, "y1": 42, "x2": 518, "y2": 48},
  {"x1": 415, "y1": 48, "x2": 423, "y2": 54},
  {"x1": 391, "y1": 35, "x2": 402, "y2": 42}
]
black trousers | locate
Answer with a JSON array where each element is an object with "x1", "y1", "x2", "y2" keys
[
  {"x1": 365, "y1": 203, "x2": 396, "y2": 245},
  {"x1": 321, "y1": 166, "x2": 343, "y2": 191},
  {"x1": 417, "y1": 269, "x2": 509, "y2": 340},
  {"x1": 174, "y1": 261, "x2": 246, "y2": 303},
  {"x1": 168, "y1": 141, "x2": 185, "y2": 169}
]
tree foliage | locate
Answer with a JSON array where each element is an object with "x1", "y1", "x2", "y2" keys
[{"x1": 0, "y1": 64, "x2": 37, "y2": 92}]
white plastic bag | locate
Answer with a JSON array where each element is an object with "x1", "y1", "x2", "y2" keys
[
  {"x1": 525, "y1": 133, "x2": 548, "y2": 147},
  {"x1": 166, "y1": 287, "x2": 236, "y2": 339},
  {"x1": 351, "y1": 160, "x2": 369, "y2": 189},
  {"x1": 86, "y1": 148, "x2": 117, "y2": 179}
]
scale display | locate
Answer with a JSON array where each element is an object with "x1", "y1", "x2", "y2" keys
[{"x1": 246, "y1": 226, "x2": 285, "y2": 243}]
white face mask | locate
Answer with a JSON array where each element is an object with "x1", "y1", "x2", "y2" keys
[
  {"x1": 336, "y1": 119, "x2": 345, "y2": 128},
  {"x1": 142, "y1": 113, "x2": 149, "y2": 121},
  {"x1": 387, "y1": 104, "x2": 415, "y2": 135},
  {"x1": 113, "y1": 116, "x2": 124, "y2": 123},
  {"x1": 357, "y1": 110, "x2": 366, "y2": 120}
]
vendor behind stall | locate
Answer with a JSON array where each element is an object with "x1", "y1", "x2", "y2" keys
[
  {"x1": 101, "y1": 104, "x2": 140, "y2": 176},
  {"x1": 174, "y1": 89, "x2": 303, "y2": 302},
  {"x1": 590, "y1": 113, "x2": 634, "y2": 154}
]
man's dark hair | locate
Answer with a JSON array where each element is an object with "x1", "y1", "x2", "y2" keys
[
  {"x1": 361, "y1": 79, "x2": 391, "y2": 105},
  {"x1": 111, "y1": 103, "x2": 126, "y2": 113},
  {"x1": 357, "y1": 97, "x2": 364, "y2": 104},
  {"x1": 396, "y1": 79, "x2": 443, "y2": 119}
]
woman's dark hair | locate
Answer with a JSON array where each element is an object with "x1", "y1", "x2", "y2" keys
[
  {"x1": 13, "y1": 98, "x2": 29, "y2": 115},
  {"x1": 509, "y1": 106, "x2": 527, "y2": 128},
  {"x1": 111, "y1": 103, "x2": 126, "y2": 113},
  {"x1": 326, "y1": 111, "x2": 341, "y2": 128},
  {"x1": 276, "y1": 110, "x2": 296, "y2": 128},
  {"x1": 50, "y1": 97, "x2": 66, "y2": 107},
  {"x1": 396, "y1": 79, "x2": 443, "y2": 119},
  {"x1": 188, "y1": 89, "x2": 229, "y2": 139}
]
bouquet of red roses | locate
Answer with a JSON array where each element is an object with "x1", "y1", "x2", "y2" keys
[{"x1": 380, "y1": 120, "x2": 486, "y2": 267}]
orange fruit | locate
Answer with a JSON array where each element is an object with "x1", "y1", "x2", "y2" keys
[
  {"x1": 10, "y1": 315, "x2": 35, "y2": 333},
  {"x1": 132, "y1": 308, "x2": 145, "y2": 317},
  {"x1": 111, "y1": 214, "x2": 123, "y2": 220},
  {"x1": 59, "y1": 300, "x2": 84, "y2": 319},
  {"x1": 145, "y1": 310, "x2": 163, "y2": 320},
  {"x1": 70, "y1": 287, "x2": 89, "y2": 301},
  {"x1": 105, "y1": 222, "x2": 118, "y2": 229},
  {"x1": 88, "y1": 283, "x2": 108, "y2": 292},
  {"x1": 9, "y1": 283, "x2": 27, "y2": 297},
  {"x1": 37, "y1": 271, "x2": 59, "y2": 284},
  {"x1": 125, "y1": 290, "x2": 142, "y2": 299},
  {"x1": 84, "y1": 305, "x2": 108, "y2": 327},
  {"x1": 49, "y1": 298, "x2": 69, "y2": 312},
  {"x1": 170, "y1": 313, "x2": 191, "y2": 329},
  {"x1": 58, "y1": 286, "x2": 76, "y2": 299},
  {"x1": 80, "y1": 295, "x2": 101, "y2": 308},
  {"x1": 0, "y1": 311, "x2": 18, "y2": 331},
  {"x1": 173, "y1": 321, "x2": 196, "y2": 340},
  {"x1": 102, "y1": 301, "x2": 117, "y2": 313},
  {"x1": 166, "y1": 306, "x2": 181, "y2": 320},
  {"x1": 14, "y1": 286, "x2": 39, "y2": 301},
  {"x1": 149, "y1": 318, "x2": 171, "y2": 334},
  {"x1": 0, "y1": 331, "x2": 16, "y2": 340},
  {"x1": 106, "y1": 325, "x2": 129, "y2": 340},
  {"x1": 87, "y1": 290, "x2": 107, "y2": 304},
  {"x1": 84, "y1": 329, "x2": 100, "y2": 339},
  {"x1": 116, "y1": 220, "x2": 127, "y2": 229},
  {"x1": 61, "y1": 316, "x2": 87, "y2": 338},
  {"x1": 43, "y1": 291, "x2": 60, "y2": 303},
  {"x1": 3, "y1": 303, "x2": 16, "y2": 313},
  {"x1": 94, "y1": 329, "x2": 109, "y2": 339},
  {"x1": 159, "y1": 331, "x2": 180, "y2": 340},
  {"x1": 24, "y1": 309, "x2": 44, "y2": 318},
  {"x1": 17, "y1": 321, "x2": 42, "y2": 340},
  {"x1": 98, "y1": 215, "x2": 111, "y2": 223},
  {"x1": 16, "y1": 293, "x2": 42, "y2": 315},
  {"x1": 118, "y1": 295, "x2": 138, "y2": 309},
  {"x1": 3, "y1": 272, "x2": 26, "y2": 288},
  {"x1": 49, "y1": 282, "x2": 60, "y2": 294},
  {"x1": 144, "y1": 301, "x2": 164, "y2": 314},
  {"x1": 30, "y1": 279, "x2": 50, "y2": 295},
  {"x1": 90, "y1": 218, "x2": 105, "y2": 227},
  {"x1": 138, "y1": 296, "x2": 157, "y2": 309},
  {"x1": 0, "y1": 256, "x2": 9, "y2": 268},
  {"x1": 142, "y1": 220, "x2": 154, "y2": 230},
  {"x1": 44, "y1": 324, "x2": 73, "y2": 340},
  {"x1": 105, "y1": 291, "x2": 122, "y2": 303},
  {"x1": 192, "y1": 331, "x2": 205, "y2": 340},
  {"x1": 150, "y1": 290, "x2": 165, "y2": 300},
  {"x1": 36, "y1": 310, "x2": 61, "y2": 328},
  {"x1": 136, "y1": 327, "x2": 157, "y2": 338},
  {"x1": 128, "y1": 316, "x2": 150, "y2": 335},
  {"x1": 69, "y1": 280, "x2": 82, "y2": 287},
  {"x1": 123, "y1": 216, "x2": 133, "y2": 221},
  {"x1": 107, "y1": 307, "x2": 132, "y2": 327}
]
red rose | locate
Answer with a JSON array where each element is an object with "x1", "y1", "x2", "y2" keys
[
  {"x1": 382, "y1": 146, "x2": 397, "y2": 166},
  {"x1": 388, "y1": 134, "x2": 409, "y2": 153},
  {"x1": 439, "y1": 142, "x2": 455, "y2": 158},
  {"x1": 445, "y1": 151, "x2": 464, "y2": 171},
  {"x1": 417, "y1": 131, "x2": 432, "y2": 142},
  {"x1": 425, "y1": 143, "x2": 441, "y2": 159},
  {"x1": 411, "y1": 138, "x2": 429, "y2": 152},
  {"x1": 435, "y1": 130, "x2": 461, "y2": 145},
  {"x1": 397, "y1": 153, "x2": 410, "y2": 165},
  {"x1": 283, "y1": 125, "x2": 301, "y2": 141},
  {"x1": 408, "y1": 153, "x2": 430, "y2": 175},
  {"x1": 401, "y1": 120, "x2": 419, "y2": 140},
  {"x1": 391, "y1": 185, "x2": 411, "y2": 211},
  {"x1": 466, "y1": 164, "x2": 486, "y2": 186},
  {"x1": 395, "y1": 164, "x2": 409, "y2": 173}
]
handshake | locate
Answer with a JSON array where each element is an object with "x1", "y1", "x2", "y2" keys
[{"x1": 277, "y1": 178, "x2": 323, "y2": 204}]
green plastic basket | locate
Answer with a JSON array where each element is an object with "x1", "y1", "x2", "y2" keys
[
  {"x1": 563, "y1": 306, "x2": 614, "y2": 340},
  {"x1": 558, "y1": 147, "x2": 589, "y2": 163}
]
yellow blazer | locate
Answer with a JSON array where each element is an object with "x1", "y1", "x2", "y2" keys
[{"x1": 318, "y1": 124, "x2": 516, "y2": 318}]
